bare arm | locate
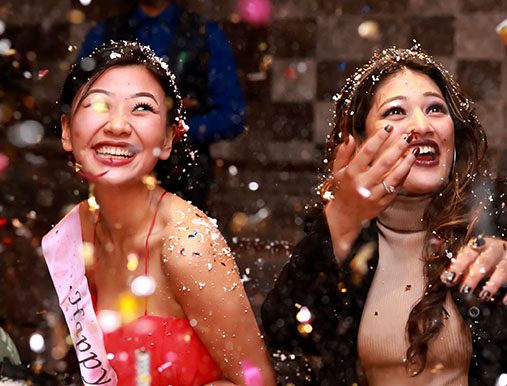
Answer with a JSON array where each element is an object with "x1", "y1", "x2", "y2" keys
[{"x1": 163, "y1": 211, "x2": 276, "y2": 386}]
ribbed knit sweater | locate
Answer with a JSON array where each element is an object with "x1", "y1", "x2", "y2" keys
[{"x1": 358, "y1": 196, "x2": 472, "y2": 386}]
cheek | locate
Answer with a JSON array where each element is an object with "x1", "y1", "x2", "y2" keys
[{"x1": 135, "y1": 118, "x2": 168, "y2": 143}]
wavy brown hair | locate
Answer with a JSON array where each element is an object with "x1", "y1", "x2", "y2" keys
[{"x1": 322, "y1": 44, "x2": 487, "y2": 375}]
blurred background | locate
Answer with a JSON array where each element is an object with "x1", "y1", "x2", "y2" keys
[{"x1": 1, "y1": 0, "x2": 507, "y2": 382}]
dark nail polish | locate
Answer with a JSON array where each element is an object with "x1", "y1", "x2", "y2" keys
[
  {"x1": 462, "y1": 285, "x2": 472, "y2": 294},
  {"x1": 384, "y1": 124, "x2": 393, "y2": 133},
  {"x1": 445, "y1": 271, "x2": 456, "y2": 284},
  {"x1": 479, "y1": 291, "x2": 491, "y2": 302},
  {"x1": 412, "y1": 147, "x2": 420, "y2": 156},
  {"x1": 405, "y1": 133, "x2": 414, "y2": 143},
  {"x1": 473, "y1": 234, "x2": 486, "y2": 248}
]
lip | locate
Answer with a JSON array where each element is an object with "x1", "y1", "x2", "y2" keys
[
  {"x1": 92, "y1": 141, "x2": 139, "y2": 167},
  {"x1": 410, "y1": 139, "x2": 440, "y2": 167}
]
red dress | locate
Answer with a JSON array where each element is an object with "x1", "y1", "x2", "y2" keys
[{"x1": 103, "y1": 315, "x2": 222, "y2": 385}]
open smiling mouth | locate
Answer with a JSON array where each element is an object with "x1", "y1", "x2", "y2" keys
[
  {"x1": 410, "y1": 141, "x2": 440, "y2": 166},
  {"x1": 93, "y1": 144, "x2": 140, "y2": 165},
  {"x1": 415, "y1": 145, "x2": 437, "y2": 161},
  {"x1": 95, "y1": 146, "x2": 135, "y2": 159}
]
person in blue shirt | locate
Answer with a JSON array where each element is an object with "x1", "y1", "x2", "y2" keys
[{"x1": 78, "y1": 0, "x2": 245, "y2": 211}]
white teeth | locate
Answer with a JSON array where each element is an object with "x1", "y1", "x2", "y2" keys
[
  {"x1": 417, "y1": 145, "x2": 436, "y2": 155},
  {"x1": 95, "y1": 146, "x2": 134, "y2": 158}
]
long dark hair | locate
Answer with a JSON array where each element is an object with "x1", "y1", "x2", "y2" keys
[
  {"x1": 323, "y1": 44, "x2": 487, "y2": 375},
  {"x1": 59, "y1": 40, "x2": 184, "y2": 125}
]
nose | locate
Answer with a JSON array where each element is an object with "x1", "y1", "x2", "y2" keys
[
  {"x1": 105, "y1": 106, "x2": 132, "y2": 136},
  {"x1": 409, "y1": 108, "x2": 434, "y2": 137}
]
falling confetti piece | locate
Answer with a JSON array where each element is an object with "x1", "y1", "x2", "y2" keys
[
  {"x1": 127, "y1": 253, "x2": 139, "y2": 271},
  {"x1": 283, "y1": 66, "x2": 297, "y2": 80},
  {"x1": 296, "y1": 306, "x2": 311, "y2": 323},
  {"x1": 87, "y1": 195, "x2": 100, "y2": 212},
  {"x1": 142, "y1": 175, "x2": 157, "y2": 190},
  {"x1": 29, "y1": 332, "x2": 45, "y2": 353},
  {"x1": 81, "y1": 242, "x2": 94, "y2": 267},
  {"x1": 358, "y1": 20, "x2": 381, "y2": 41},
  {"x1": 90, "y1": 99, "x2": 109, "y2": 113},
  {"x1": 37, "y1": 69, "x2": 49, "y2": 80},
  {"x1": 97, "y1": 310, "x2": 121, "y2": 333},
  {"x1": 68, "y1": 9, "x2": 86, "y2": 24},
  {"x1": 241, "y1": 360, "x2": 263, "y2": 386},
  {"x1": 236, "y1": 0, "x2": 273, "y2": 26},
  {"x1": 131, "y1": 275, "x2": 157, "y2": 297},
  {"x1": 136, "y1": 349, "x2": 151, "y2": 386},
  {"x1": 117, "y1": 291, "x2": 142, "y2": 323},
  {"x1": 496, "y1": 19, "x2": 507, "y2": 46},
  {"x1": 357, "y1": 186, "x2": 372, "y2": 198}
]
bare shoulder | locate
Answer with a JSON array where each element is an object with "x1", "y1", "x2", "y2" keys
[{"x1": 158, "y1": 193, "x2": 236, "y2": 284}]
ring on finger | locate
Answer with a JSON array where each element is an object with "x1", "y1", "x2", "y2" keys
[
  {"x1": 382, "y1": 181, "x2": 397, "y2": 194},
  {"x1": 469, "y1": 234, "x2": 486, "y2": 253}
]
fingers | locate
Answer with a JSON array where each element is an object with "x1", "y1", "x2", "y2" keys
[
  {"x1": 370, "y1": 147, "x2": 417, "y2": 198},
  {"x1": 441, "y1": 247, "x2": 480, "y2": 288},
  {"x1": 332, "y1": 135, "x2": 356, "y2": 174},
  {"x1": 348, "y1": 124, "x2": 394, "y2": 174},
  {"x1": 477, "y1": 258, "x2": 507, "y2": 303},
  {"x1": 456, "y1": 247, "x2": 495, "y2": 293},
  {"x1": 366, "y1": 133, "x2": 415, "y2": 184},
  {"x1": 442, "y1": 237, "x2": 507, "y2": 303}
]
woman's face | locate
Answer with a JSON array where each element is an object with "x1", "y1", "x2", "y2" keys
[
  {"x1": 364, "y1": 68, "x2": 455, "y2": 195},
  {"x1": 61, "y1": 65, "x2": 174, "y2": 186}
]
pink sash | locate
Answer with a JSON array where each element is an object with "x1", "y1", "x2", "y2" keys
[{"x1": 42, "y1": 205, "x2": 117, "y2": 385}]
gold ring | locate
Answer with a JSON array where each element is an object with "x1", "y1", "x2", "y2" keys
[{"x1": 469, "y1": 234, "x2": 486, "y2": 252}]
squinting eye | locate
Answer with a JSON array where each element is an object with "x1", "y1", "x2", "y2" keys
[
  {"x1": 90, "y1": 100, "x2": 109, "y2": 113},
  {"x1": 133, "y1": 103, "x2": 155, "y2": 112}
]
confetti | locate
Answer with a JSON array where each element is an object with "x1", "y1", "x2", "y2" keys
[{"x1": 130, "y1": 275, "x2": 157, "y2": 297}]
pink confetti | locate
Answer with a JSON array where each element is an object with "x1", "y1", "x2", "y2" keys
[
  {"x1": 236, "y1": 0, "x2": 272, "y2": 27},
  {"x1": 37, "y1": 69, "x2": 49, "y2": 80},
  {"x1": 0, "y1": 152, "x2": 9, "y2": 173},
  {"x1": 241, "y1": 360, "x2": 263, "y2": 386}
]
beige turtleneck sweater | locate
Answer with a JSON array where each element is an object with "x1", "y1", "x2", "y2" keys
[{"x1": 357, "y1": 196, "x2": 472, "y2": 386}]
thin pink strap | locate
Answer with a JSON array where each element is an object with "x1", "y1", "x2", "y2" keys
[{"x1": 144, "y1": 190, "x2": 167, "y2": 315}]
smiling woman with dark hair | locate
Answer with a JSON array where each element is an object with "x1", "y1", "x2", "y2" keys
[
  {"x1": 42, "y1": 40, "x2": 275, "y2": 386},
  {"x1": 262, "y1": 45, "x2": 507, "y2": 386}
]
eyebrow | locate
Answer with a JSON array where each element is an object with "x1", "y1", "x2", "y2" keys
[
  {"x1": 378, "y1": 91, "x2": 445, "y2": 110},
  {"x1": 132, "y1": 92, "x2": 159, "y2": 106},
  {"x1": 77, "y1": 88, "x2": 112, "y2": 108},
  {"x1": 78, "y1": 89, "x2": 160, "y2": 107}
]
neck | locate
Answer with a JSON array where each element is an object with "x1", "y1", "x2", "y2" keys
[
  {"x1": 91, "y1": 181, "x2": 162, "y2": 241},
  {"x1": 377, "y1": 194, "x2": 433, "y2": 232},
  {"x1": 139, "y1": 0, "x2": 170, "y2": 17}
]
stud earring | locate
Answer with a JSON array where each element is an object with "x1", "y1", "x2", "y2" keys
[{"x1": 74, "y1": 161, "x2": 83, "y2": 173}]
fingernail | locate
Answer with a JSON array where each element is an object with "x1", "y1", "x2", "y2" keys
[
  {"x1": 445, "y1": 271, "x2": 456, "y2": 284},
  {"x1": 462, "y1": 285, "x2": 472, "y2": 294},
  {"x1": 384, "y1": 124, "x2": 393, "y2": 133},
  {"x1": 412, "y1": 147, "x2": 420, "y2": 156},
  {"x1": 473, "y1": 234, "x2": 486, "y2": 248},
  {"x1": 479, "y1": 290, "x2": 491, "y2": 302},
  {"x1": 405, "y1": 133, "x2": 414, "y2": 143}
]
